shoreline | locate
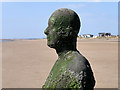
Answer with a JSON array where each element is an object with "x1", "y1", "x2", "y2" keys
[{"x1": 1, "y1": 37, "x2": 119, "y2": 42}]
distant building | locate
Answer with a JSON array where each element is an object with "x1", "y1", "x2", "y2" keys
[
  {"x1": 93, "y1": 36, "x2": 97, "y2": 38},
  {"x1": 80, "y1": 34, "x2": 94, "y2": 38},
  {"x1": 98, "y1": 33, "x2": 111, "y2": 37}
]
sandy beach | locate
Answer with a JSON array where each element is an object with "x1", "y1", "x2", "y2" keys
[{"x1": 2, "y1": 38, "x2": 118, "y2": 88}]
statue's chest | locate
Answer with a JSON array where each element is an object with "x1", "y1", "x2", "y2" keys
[
  {"x1": 44, "y1": 59, "x2": 72, "y2": 87},
  {"x1": 44, "y1": 55, "x2": 76, "y2": 88},
  {"x1": 48, "y1": 59, "x2": 68, "y2": 81}
]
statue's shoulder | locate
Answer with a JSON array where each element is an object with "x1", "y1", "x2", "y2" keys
[
  {"x1": 67, "y1": 51, "x2": 92, "y2": 73},
  {"x1": 67, "y1": 51, "x2": 95, "y2": 88}
]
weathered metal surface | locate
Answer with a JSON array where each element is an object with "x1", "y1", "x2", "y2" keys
[{"x1": 43, "y1": 8, "x2": 95, "y2": 89}]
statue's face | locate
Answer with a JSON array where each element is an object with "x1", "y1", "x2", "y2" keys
[{"x1": 44, "y1": 16, "x2": 60, "y2": 48}]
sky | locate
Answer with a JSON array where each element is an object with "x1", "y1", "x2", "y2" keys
[{"x1": 2, "y1": 2, "x2": 118, "y2": 39}]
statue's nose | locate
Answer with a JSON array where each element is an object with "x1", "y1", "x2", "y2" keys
[{"x1": 44, "y1": 28, "x2": 49, "y2": 35}]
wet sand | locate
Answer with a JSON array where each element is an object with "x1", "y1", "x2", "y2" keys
[{"x1": 2, "y1": 38, "x2": 118, "y2": 88}]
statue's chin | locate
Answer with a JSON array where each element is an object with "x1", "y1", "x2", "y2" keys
[{"x1": 48, "y1": 44, "x2": 55, "y2": 48}]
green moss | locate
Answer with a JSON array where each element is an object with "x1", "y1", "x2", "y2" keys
[
  {"x1": 43, "y1": 53, "x2": 77, "y2": 88},
  {"x1": 43, "y1": 51, "x2": 85, "y2": 89},
  {"x1": 49, "y1": 51, "x2": 74, "y2": 80},
  {"x1": 69, "y1": 78, "x2": 79, "y2": 88}
]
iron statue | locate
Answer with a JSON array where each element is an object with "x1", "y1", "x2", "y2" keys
[{"x1": 43, "y1": 8, "x2": 95, "y2": 90}]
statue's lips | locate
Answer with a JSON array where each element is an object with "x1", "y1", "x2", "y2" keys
[{"x1": 48, "y1": 44, "x2": 54, "y2": 48}]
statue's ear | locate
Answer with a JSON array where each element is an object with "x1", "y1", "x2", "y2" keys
[
  {"x1": 58, "y1": 26, "x2": 73, "y2": 37},
  {"x1": 66, "y1": 26, "x2": 72, "y2": 31},
  {"x1": 65, "y1": 26, "x2": 73, "y2": 37}
]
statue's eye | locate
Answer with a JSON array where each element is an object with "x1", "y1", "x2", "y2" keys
[
  {"x1": 58, "y1": 27, "x2": 62, "y2": 30},
  {"x1": 48, "y1": 22, "x2": 54, "y2": 27},
  {"x1": 48, "y1": 19, "x2": 55, "y2": 26}
]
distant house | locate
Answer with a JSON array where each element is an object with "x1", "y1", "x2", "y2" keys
[
  {"x1": 98, "y1": 33, "x2": 111, "y2": 37},
  {"x1": 80, "y1": 34, "x2": 94, "y2": 38}
]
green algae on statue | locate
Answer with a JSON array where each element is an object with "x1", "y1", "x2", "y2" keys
[{"x1": 43, "y1": 8, "x2": 95, "y2": 89}]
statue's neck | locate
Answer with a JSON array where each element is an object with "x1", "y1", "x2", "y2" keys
[{"x1": 56, "y1": 41, "x2": 77, "y2": 58}]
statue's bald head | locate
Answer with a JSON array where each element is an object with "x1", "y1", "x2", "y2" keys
[
  {"x1": 44, "y1": 8, "x2": 81, "y2": 48},
  {"x1": 49, "y1": 8, "x2": 80, "y2": 37}
]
